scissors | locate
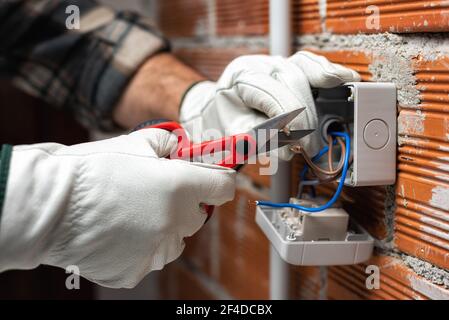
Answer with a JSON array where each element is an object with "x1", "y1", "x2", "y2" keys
[{"x1": 134, "y1": 108, "x2": 314, "y2": 220}]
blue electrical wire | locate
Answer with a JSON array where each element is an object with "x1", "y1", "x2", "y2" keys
[
  {"x1": 299, "y1": 138, "x2": 336, "y2": 182},
  {"x1": 256, "y1": 131, "x2": 351, "y2": 213}
]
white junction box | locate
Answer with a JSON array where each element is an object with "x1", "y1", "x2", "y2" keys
[
  {"x1": 255, "y1": 199, "x2": 374, "y2": 266},
  {"x1": 314, "y1": 82, "x2": 397, "y2": 187}
]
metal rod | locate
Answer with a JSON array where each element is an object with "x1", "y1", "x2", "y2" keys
[{"x1": 269, "y1": 0, "x2": 292, "y2": 300}]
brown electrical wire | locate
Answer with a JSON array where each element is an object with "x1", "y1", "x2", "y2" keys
[
  {"x1": 320, "y1": 137, "x2": 348, "y2": 182},
  {"x1": 334, "y1": 137, "x2": 347, "y2": 171},
  {"x1": 291, "y1": 135, "x2": 346, "y2": 181},
  {"x1": 327, "y1": 135, "x2": 334, "y2": 171},
  {"x1": 307, "y1": 138, "x2": 345, "y2": 176}
]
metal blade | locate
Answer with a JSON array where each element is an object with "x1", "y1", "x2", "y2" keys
[
  {"x1": 258, "y1": 129, "x2": 315, "y2": 153},
  {"x1": 251, "y1": 108, "x2": 306, "y2": 132},
  {"x1": 278, "y1": 129, "x2": 315, "y2": 144}
]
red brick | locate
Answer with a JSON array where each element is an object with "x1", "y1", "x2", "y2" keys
[
  {"x1": 181, "y1": 186, "x2": 270, "y2": 299},
  {"x1": 291, "y1": 49, "x2": 449, "y2": 270},
  {"x1": 216, "y1": 188, "x2": 270, "y2": 299},
  {"x1": 399, "y1": 110, "x2": 449, "y2": 143},
  {"x1": 295, "y1": 1, "x2": 449, "y2": 35},
  {"x1": 160, "y1": 1, "x2": 449, "y2": 38},
  {"x1": 325, "y1": 0, "x2": 449, "y2": 34},
  {"x1": 415, "y1": 56, "x2": 449, "y2": 114},
  {"x1": 175, "y1": 47, "x2": 268, "y2": 81},
  {"x1": 154, "y1": 2, "x2": 449, "y2": 297},
  {"x1": 182, "y1": 216, "x2": 216, "y2": 277},
  {"x1": 158, "y1": 0, "x2": 209, "y2": 37},
  {"x1": 305, "y1": 50, "x2": 373, "y2": 81},
  {"x1": 215, "y1": 0, "x2": 269, "y2": 35},
  {"x1": 293, "y1": 0, "x2": 322, "y2": 34},
  {"x1": 395, "y1": 174, "x2": 449, "y2": 269},
  {"x1": 159, "y1": 262, "x2": 217, "y2": 300},
  {"x1": 290, "y1": 266, "x2": 323, "y2": 299},
  {"x1": 396, "y1": 55, "x2": 449, "y2": 270},
  {"x1": 298, "y1": 50, "x2": 449, "y2": 271},
  {"x1": 328, "y1": 254, "x2": 449, "y2": 300}
]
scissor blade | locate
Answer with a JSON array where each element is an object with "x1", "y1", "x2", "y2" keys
[
  {"x1": 251, "y1": 108, "x2": 306, "y2": 132},
  {"x1": 259, "y1": 129, "x2": 315, "y2": 153},
  {"x1": 277, "y1": 129, "x2": 315, "y2": 148}
]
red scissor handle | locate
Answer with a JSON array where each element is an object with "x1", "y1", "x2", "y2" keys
[
  {"x1": 135, "y1": 120, "x2": 257, "y2": 221},
  {"x1": 139, "y1": 121, "x2": 191, "y2": 154},
  {"x1": 178, "y1": 133, "x2": 256, "y2": 168}
]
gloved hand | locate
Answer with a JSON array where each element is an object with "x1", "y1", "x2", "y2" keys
[
  {"x1": 0, "y1": 129, "x2": 235, "y2": 288},
  {"x1": 180, "y1": 51, "x2": 360, "y2": 159}
]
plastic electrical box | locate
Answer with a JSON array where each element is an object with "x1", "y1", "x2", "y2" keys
[
  {"x1": 314, "y1": 82, "x2": 397, "y2": 187},
  {"x1": 255, "y1": 198, "x2": 374, "y2": 266}
]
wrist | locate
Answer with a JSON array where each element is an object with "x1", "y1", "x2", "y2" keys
[
  {"x1": 179, "y1": 81, "x2": 216, "y2": 123},
  {"x1": 179, "y1": 80, "x2": 209, "y2": 110},
  {"x1": 113, "y1": 53, "x2": 206, "y2": 129}
]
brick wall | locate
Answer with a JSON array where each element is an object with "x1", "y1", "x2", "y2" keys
[{"x1": 153, "y1": 0, "x2": 449, "y2": 300}]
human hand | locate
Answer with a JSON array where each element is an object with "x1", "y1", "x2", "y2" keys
[
  {"x1": 0, "y1": 129, "x2": 235, "y2": 288},
  {"x1": 180, "y1": 51, "x2": 360, "y2": 159}
]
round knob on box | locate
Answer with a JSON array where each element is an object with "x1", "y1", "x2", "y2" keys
[{"x1": 363, "y1": 119, "x2": 389, "y2": 150}]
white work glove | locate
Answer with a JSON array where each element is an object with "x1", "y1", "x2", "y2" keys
[
  {"x1": 0, "y1": 129, "x2": 235, "y2": 288},
  {"x1": 180, "y1": 51, "x2": 360, "y2": 159}
]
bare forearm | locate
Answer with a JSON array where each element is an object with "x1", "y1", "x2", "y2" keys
[
  {"x1": 0, "y1": 1, "x2": 172, "y2": 131},
  {"x1": 113, "y1": 53, "x2": 206, "y2": 129}
]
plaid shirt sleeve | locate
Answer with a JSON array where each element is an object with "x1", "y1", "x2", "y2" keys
[{"x1": 0, "y1": 0, "x2": 170, "y2": 131}]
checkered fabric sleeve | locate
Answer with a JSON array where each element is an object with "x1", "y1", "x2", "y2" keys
[{"x1": 0, "y1": 0, "x2": 170, "y2": 131}]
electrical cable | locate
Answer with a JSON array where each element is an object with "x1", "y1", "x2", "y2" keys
[
  {"x1": 297, "y1": 135, "x2": 353, "y2": 198},
  {"x1": 299, "y1": 142, "x2": 331, "y2": 181},
  {"x1": 297, "y1": 136, "x2": 336, "y2": 198},
  {"x1": 328, "y1": 135, "x2": 334, "y2": 171},
  {"x1": 297, "y1": 136, "x2": 345, "y2": 181},
  {"x1": 298, "y1": 138, "x2": 346, "y2": 179},
  {"x1": 257, "y1": 131, "x2": 351, "y2": 213}
]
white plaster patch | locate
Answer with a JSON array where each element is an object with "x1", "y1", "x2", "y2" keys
[
  {"x1": 408, "y1": 275, "x2": 449, "y2": 300},
  {"x1": 398, "y1": 112, "x2": 426, "y2": 135},
  {"x1": 318, "y1": 0, "x2": 327, "y2": 32},
  {"x1": 171, "y1": 36, "x2": 268, "y2": 50},
  {"x1": 440, "y1": 144, "x2": 449, "y2": 152},
  {"x1": 419, "y1": 230, "x2": 449, "y2": 249},
  {"x1": 436, "y1": 175, "x2": 449, "y2": 182},
  {"x1": 430, "y1": 186, "x2": 449, "y2": 211},
  {"x1": 437, "y1": 162, "x2": 449, "y2": 172},
  {"x1": 194, "y1": 17, "x2": 209, "y2": 36},
  {"x1": 420, "y1": 208, "x2": 449, "y2": 222},
  {"x1": 403, "y1": 255, "x2": 449, "y2": 291},
  {"x1": 420, "y1": 216, "x2": 449, "y2": 232}
]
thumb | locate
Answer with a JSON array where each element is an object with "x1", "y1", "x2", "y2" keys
[
  {"x1": 289, "y1": 51, "x2": 361, "y2": 88},
  {"x1": 130, "y1": 128, "x2": 179, "y2": 158},
  {"x1": 175, "y1": 161, "x2": 236, "y2": 206}
]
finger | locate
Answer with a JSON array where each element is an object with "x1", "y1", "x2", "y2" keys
[
  {"x1": 290, "y1": 51, "x2": 361, "y2": 88},
  {"x1": 221, "y1": 55, "x2": 282, "y2": 79},
  {"x1": 130, "y1": 128, "x2": 179, "y2": 158},
  {"x1": 268, "y1": 58, "x2": 318, "y2": 128},
  {"x1": 231, "y1": 71, "x2": 304, "y2": 119},
  {"x1": 175, "y1": 161, "x2": 236, "y2": 206},
  {"x1": 268, "y1": 59, "x2": 322, "y2": 156}
]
